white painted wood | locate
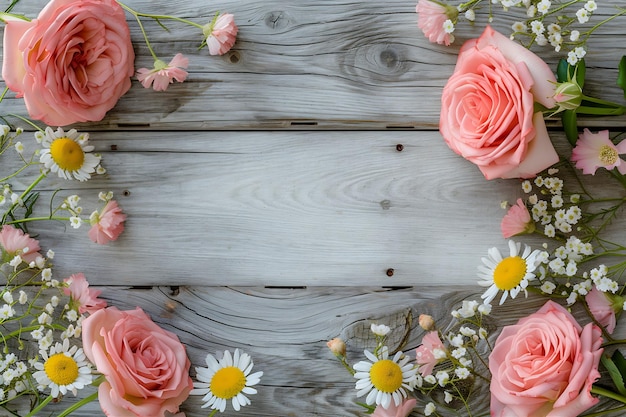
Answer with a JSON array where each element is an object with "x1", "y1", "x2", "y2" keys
[
  {"x1": 18, "y1": 286, "x2": 623, "y2": 417},
  {"x1": 2, "y1": 0, "x2": 626, "y2": 416},
  {"x1": 1, "y1": 0, "x2": 626, "y2": 129},
  {"x1": 6, "y1": 130, "x2": 590, "y2": 287}
]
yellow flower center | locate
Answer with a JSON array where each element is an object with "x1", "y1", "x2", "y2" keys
[
  {"x1": 369, "y1": 359, "x2": 403, "y2": 393},
  {"x1": 599, "y1": 144, "x2": 619, "y2": 166},
  {"x1": 210, "y1": 366, "x2": 246, "y2": 399},
  {"x1": 493, "y1": 256, "x2": 527, "y2": 290},
  {"x1": 49, "y1": 138, "x2": 85, "y2": 171},
  {"x1": 44, "y1": 353, "x2": 79, "y2": 386}
]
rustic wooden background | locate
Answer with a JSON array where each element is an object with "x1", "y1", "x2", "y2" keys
[{"x1": 2, "y1": 0, "x2": 626, "y2": 416}]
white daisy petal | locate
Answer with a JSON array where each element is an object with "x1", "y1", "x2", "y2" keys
[{"x1": 190, "y1": 349, "x2": 262, "y2": 412}]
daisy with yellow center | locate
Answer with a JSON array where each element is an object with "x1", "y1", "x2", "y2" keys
[
  {"x1": 32, "y1": 338, "x2": 93, "y2": 398},
  {"x1": 478, "y1": 240, "x2": 541, "y2": 305},
  {"x1": 191, "y1": 348, "x2": 263, "y2": 413},
  {"x1": 353, "y1": 346, "x2": 418, "y2": 409},
  {"x1": 39, "y1": 127, "x2": 101, "y2": 181}
]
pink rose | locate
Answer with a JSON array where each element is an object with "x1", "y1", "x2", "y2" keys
[
  {"x1": 489, "y1": 300, "x2": 603, "y2": 417},
  {"x1": 2, "y1": 0, "x2": 135, "y2": 126},
  {"x1": 82, "y1": 307, "x2": 193, "y2": 417},
  {"x1": 440, "y1": 26, "x2": 559, "y2": 180}
]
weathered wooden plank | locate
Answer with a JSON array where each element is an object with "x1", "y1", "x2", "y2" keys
[
  {"x1": 17, "y1": 286, "x2": 622, "y2": 417},
  {"x1": 6, "y1": 129, "x2": 624, "y2": 287},
  {"x1": 2, "y1": 0, "x2": 626, "y2": 129},
  {"x1": 4, "y1": 130, "x2": 565, "y2": 287}
]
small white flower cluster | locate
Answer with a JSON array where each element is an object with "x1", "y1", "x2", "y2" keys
[
  {"x1": 0, "y1": 247, "x2": 88, "y2": 404},
  {"x1": 413, "y1": 299, "x2": 491, "y2": 410},
  {"x1": 0, "y1": 353, "x2": 30, "y2": 402},
  {"x1": 496, "y1": 0, "x2": 598, "y2": 62},
  {"x1": 522, "y1": 174, "x2": 582, "y2": 237},
  {"x1": 61, "y1": 194, "x2": 84, "y2": 229}
]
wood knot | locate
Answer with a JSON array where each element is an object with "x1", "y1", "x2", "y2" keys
[
  {"x1": 264, "y1": 11, "x2": 290, "y2": 30},
  {"x1": 229, "y1": 51, "x2": 240, "y2": 64}
]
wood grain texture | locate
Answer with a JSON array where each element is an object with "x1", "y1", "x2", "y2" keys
[
  {"x1": 2, "y1": 0, "x2": 626, "y2": 416},
  {"x1": 2, "y1": 0, "x2": 626, "y2": 129},
  {"x1": 14, "y1": 286, "x2": 622, "y2": 417},
  {"x1": 5, "y1": 130, "x2": 575, "y2": 287}
]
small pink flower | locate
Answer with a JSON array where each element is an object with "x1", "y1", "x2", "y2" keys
[
  {"x1": 586, "y1": 287, "x2": 618, "y2": 334},
  {"x1": 203, "y1": 13, "x2": 238, "y2": 55},
  {"x1": 416, "y1": 0, "x2": 457, "y2": 46},
  {"x1": 372, "y1": 397, "x2": 417, "y2": 417},
  {"x1": 501, "y1": 198, "x2": 535, "y2": 238},
  {"x1": 63, "y1": 273, "x2": 107, "y2": 315},
  {"x1": 88, "y1": 200, "x2": 127, "y2": 245},
  {"x1": 136, "y1": 53, "x2": 189, "y2": 91},
  {"x1": 0, "y1": 225, "x2": 41, "y2": 263},
  {"x1": 571, "y1": 129, "x2": 626, "y2": 175},
  {"x1": 415, "y1": 331, "x2": 445, "y2": 376}
]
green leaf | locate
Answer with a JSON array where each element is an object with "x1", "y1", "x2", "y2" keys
[
  {"x1": 612, "y1": 350, "x2": 626, "y2": 379},
  {"x1": 617, "y1": 56, "x2": 626, "y2": 99},
  {"x1": 561, "y1": 109, "x2": 578, "y2": 146},
  {"x1": 556, "y1": 59, "x2": 569, "y2": 83},
  {"x1": 602, "y1": 352, "x2": 626, "y2": 397},
  {"x1": 556, "y1": 59, "x2": 585, "y2": 88}
]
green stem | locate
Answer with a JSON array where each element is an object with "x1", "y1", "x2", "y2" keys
[
  {"x1": 582, "y1": 404, "x2": 626, "y2": 417},
  {"x1": 56, "y1": 391, "x2": 98, "y2": 417},
  {"x1": 4, "y1": 216, "x2": 71, "y2": 225},
  {"x1": 208, "y1": 410, "x2": 218, "y2": 417},
  {"x1": 119, "y1": 3, "x2": 159, "y2": 61},
  {"x1": 590, "y1": 385, "x2": 626, "y2": 404},
  {"x1": 117, "y1": 2, "x2": 203, "y2": 29},
  {"x1": 0, "y1": 11, "x2": 30, "y2": 22},
  {"x1": 581, "y1": 7, "x2": 626, "y2": 45},
  {"x1": 2, "y1": 171, "x2": 46, "y2": 224},
  {"x1": 8, "y1": 113, "x2": 44, "y2": 131},
  {"x1": 24, "y1": 395, "x2": 52, "y2": 417}
]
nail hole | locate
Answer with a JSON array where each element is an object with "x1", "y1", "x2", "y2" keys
[
  {"x1": 396, "y1": 144, "x2": 404, "y2": 152},
  {"x1": 386, "y1": 268, "x2": 394, "y2": 277},
  {"x1": 122, "y1": 190, "x2": 131, "y2": 197},
  {"x1": 110, "y1": 144, "x2": 118, "y2": 151}
]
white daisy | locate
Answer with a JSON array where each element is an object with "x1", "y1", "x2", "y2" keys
[
  {"x1": 39, "y1": 127, "x2": 101, "y2": 181},
  {"x1": 477, "y1": 240, "x2": 541, "y2": 305},
  {"x1": 32, "y1": 338, "x2": 93, "y2": 398},
  {"x1": 191, "y1": 349, "x2": 263, "y2": 412},
  {"x1": 353, "y1": 346, "x2": 418, "y2": 409}
]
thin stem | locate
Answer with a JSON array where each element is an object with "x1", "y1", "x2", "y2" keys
[
  {"x1": 590, "y1": 385, "x2": 626, "y2": 404},
  {"x1": 56, "y1": 391, "x2": 98, "y2": 417},
  {"x1": 2, "y1": 172, "x2": 46, "y2": 224},
  {"x1": 4, "y1": 216, "x2": 71, "y2": 225},
  {"x1": 24, "y1": 395, "x2": 52, "y2": 417},
  {"x1": 0, "y1": 11, "x2": 30, "y2": 22},
  {"x1": 8, "y1": 114, "x2": 43, "y2": 131},
  {"x1": 119, "y1": 4, "x2": 159, "y2": 61},
  {"x1": 117, "y1": 2, "x2": 204, "y2": 29}
]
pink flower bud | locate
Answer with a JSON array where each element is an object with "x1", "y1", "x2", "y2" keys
[
  {"x1": 326, "y1": 338, "x2": 346, "y2": 357},
  {"x1": 419, "y1": 314, "x2": 436, "y2": 331}
]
